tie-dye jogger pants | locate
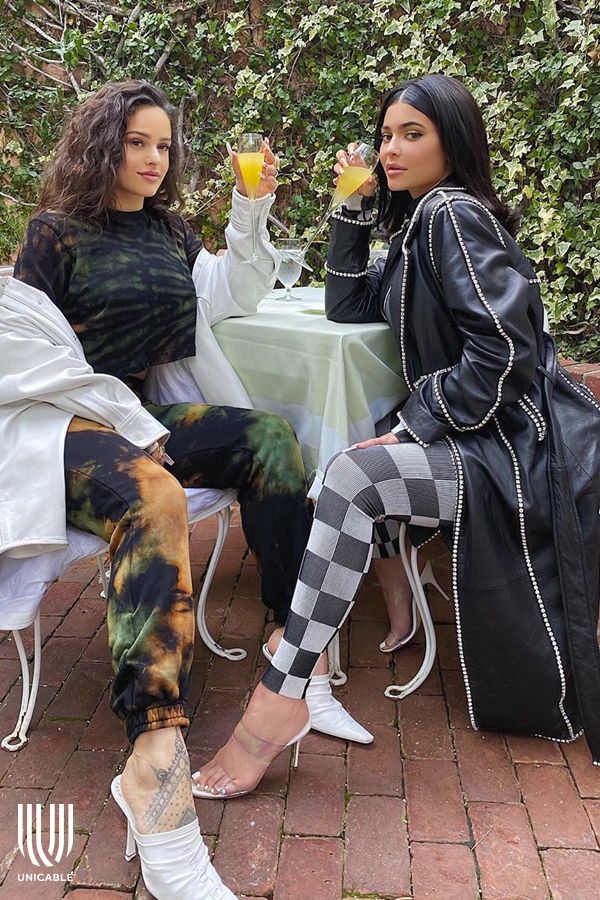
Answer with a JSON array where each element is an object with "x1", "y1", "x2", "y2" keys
[{"x1": 64, "y1": 402, "x2": 312, "y2": 743}]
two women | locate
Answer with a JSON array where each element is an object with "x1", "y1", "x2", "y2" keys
[
  {"x1": 194, "y1": 75, "x2": 600, "y2": 801},
  {"x1": 8, "y1": 71, "x2": 600, "y2": 895}
]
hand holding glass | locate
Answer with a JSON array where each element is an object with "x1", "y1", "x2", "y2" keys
[
  {"x1": 304, "y1": 141, "x2": 379, "y2": 253},
  {"x1": 237, "y1": 133, "x2": 265, "y2": 262}
]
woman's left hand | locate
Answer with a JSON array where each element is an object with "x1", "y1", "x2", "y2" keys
[
  {"x1": 228, "y1": 138, "x2": 279, "y2": 199},
  {"x1": 353, "y1": 432, "x2": 400, "y2": 449}
]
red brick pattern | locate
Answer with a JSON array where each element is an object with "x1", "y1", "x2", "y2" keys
[
  {"x1": 561, "y1": 360, "x2": 600, "y2": 403},
  {"x1": 1, "y1": 520, "x2": 600, "y2": 898}
]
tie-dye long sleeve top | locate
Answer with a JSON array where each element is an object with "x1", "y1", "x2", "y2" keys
[{"x1": 14, "y1": 208, "x2": 203, "y2": 380}]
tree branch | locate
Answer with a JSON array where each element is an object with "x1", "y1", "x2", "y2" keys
[
  {"x1": 116, "y1": 2, "x2": 142, "y2": 57},
  {"x1": 557, "y1": 0, "x2": 600, "y2": 22},
  {"x1": 19, "y1": 12, "x2": 61, "y2": 45},
  {"x1": 29, "y1": 0, "x2": 64, "y2": 28},
  {"x1": 153, "y1": 35, "x2": 178, "y2": 77},
  {"x1": 68, "y1": 70, "x2": 84, "y2": 97},
  {"x1": 0, "y1": 191, "x2": 36, "y2": 207},
  {"x1": 7, "y1": 38, "x2": 61, "y2": 65},
  {"x1": 0, "y1": 40, "x2": 72, "y2": 89}
]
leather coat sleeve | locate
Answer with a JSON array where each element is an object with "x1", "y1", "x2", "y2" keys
[
  {"x1": 400, "y1": 199, "x2": 538, "y2": 445},
  {"x1": 324, "y1": 210, "x2": 386, "y2": 323}
]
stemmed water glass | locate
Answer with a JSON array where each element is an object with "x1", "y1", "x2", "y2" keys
[
  {"x1": 303, "y1": 141, "x2": 379, "y2": 254},
  {"x1": 237, "y1": 132, "x2": 265, "y2": 262},
  {"x1": 275, "y1": 239, "x2": 305, "y2": 301}
]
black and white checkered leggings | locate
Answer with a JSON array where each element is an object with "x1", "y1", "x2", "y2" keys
[{"x1": 262, "y1": 440, "x2": 457, "y2": 698}]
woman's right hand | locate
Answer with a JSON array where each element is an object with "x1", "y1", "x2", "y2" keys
[
  {"x1": 353, "y1": 432, "x2": 400, "y2": 449},
  {"x1": 333, "y1": 143, "x2": 377, "y2": 198},
  {"x1": 228, "y1": 139, "x2": 279, "y2": 199}
]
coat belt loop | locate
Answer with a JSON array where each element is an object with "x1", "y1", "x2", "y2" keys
[{"x1": 537, "y1": 364, "x2": 556, "y2": 385}]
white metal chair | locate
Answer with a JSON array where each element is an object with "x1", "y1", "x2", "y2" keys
[
  {"x1": 383, "y1": 523, "x2": 438, "y2": 700},
  {"x1": 1, "y1": 487, "x2": 240, "y2": 752},
  {"x1": 1, "y1": 614, "x2": 42, "y2": 751},
  {"x1": 325, "y1": 524, "x2": 440, "y2": 695},
  {"x1": 327, "y1": 635, "x2": 346, "y2": 686}
]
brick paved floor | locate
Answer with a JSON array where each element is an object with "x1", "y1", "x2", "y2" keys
[{"x1": 2, "y1": 509, "x2": 600, "y2": 899}]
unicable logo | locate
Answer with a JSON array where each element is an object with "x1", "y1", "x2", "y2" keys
[{"x1": 18, "y1": 803, "x2": 74, "y2": 867}]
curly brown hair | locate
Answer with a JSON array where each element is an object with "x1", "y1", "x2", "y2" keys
[{"x1": 35, "y1": 80, "x2": 184, "y2": 225}]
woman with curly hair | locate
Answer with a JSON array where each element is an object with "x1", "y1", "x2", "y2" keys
[{"x1": 8, "y1": 78, "x2": 314, "y2": 899}]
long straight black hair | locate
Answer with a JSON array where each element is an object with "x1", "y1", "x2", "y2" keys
[{"x1": 374, "y1": 75, "x2": 519, "y2": 237}]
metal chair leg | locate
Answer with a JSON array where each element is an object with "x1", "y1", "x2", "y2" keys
[
  {"x1": 97, "y1": 554, "x2": 109, "y2": 599},
  {"x1": 328, "y1": 633, "x2": 347, "y2": 686},
  {"x1": 384, "y1": 524, "x2": 437, "y2": 700},
  {"x1": 2, "y1": 613, "x2": 42, "y2": 751},
  {"x1": 195, "y1": 507, "x2": 246, "y2": 661},
  {"x1": 98, "y1": 505, "x2": 246, "y2": 660}
]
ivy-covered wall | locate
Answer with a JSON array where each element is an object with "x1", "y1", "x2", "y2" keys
[{"x1": 1, "y1": 0, "x2": 599, "y2": 359}]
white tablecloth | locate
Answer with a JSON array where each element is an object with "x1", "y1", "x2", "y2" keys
[{"x1": 213, "y1": 287, "x2": 408, "y2": 495}]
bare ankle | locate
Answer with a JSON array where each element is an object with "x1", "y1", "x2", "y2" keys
[
  {"x1": 267, "y1": 626, "x2": 284, "y2": 655},
  {"x1": 133, "y1": 725, "x2": 179, "y2": 760},
  {"x1": 123, "y1": 727, "x2": 195, "y2": 835}
]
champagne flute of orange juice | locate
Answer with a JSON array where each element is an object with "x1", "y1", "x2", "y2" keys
[
  {"x1": 304, "y1": 141, "x2": 379, "y2": 254},
  {"x1": 238, "y1": 132, "x2": 265, "y2": 262}
]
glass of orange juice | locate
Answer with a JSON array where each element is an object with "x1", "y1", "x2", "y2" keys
[
  {"x1": 238, "y1": 132, "x2": 265, "y2": 262},
  {"x1": 304, "y1": 141, "x2": 379, "y2": 254}
]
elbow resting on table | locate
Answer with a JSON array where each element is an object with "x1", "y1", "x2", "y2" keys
[{"x1": 325, "y1": 296, "x2": 383, "y2": 324}]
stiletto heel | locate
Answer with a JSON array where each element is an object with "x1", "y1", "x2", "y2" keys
[
  {"x1": 192, "y1": 716, "x2": 311, "y2": 801},
  {"x1": 379, "y1": 562, "x2": 450, "y2": 653},
  {"x1": 292, "y1": 740, "x2": 301, "y2": 768},
  {"x1": 261, "y1": 643, "x2": 373, "y2": 744},
  {"x1": 111, "y1": 775, "x2": 236, "y2": 899},
  {"x1": 379, "y1": 596, "x2": 420, "y2": 653},
  {"x1": 124, "y1": 819, "x2": 136, "y2": 861},
  {"x1": 420, "y1": 560, "x2": 451, "y2": 602}
]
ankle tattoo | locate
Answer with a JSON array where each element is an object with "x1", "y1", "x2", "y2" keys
[
  {"x1": 142, "y1": 731, "x2": 195, "y2": 831},
  {"x1": 177, "y1": 806, "x2": 197, "y2": 827}
]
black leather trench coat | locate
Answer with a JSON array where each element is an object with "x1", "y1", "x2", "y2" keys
[{"x1": 325, "y1": 184, "x2": 600, "y2": 762}]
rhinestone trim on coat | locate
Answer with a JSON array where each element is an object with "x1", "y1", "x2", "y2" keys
[
  {"x1": 413, "y1": 365, "x2": 457, "y2": 389},
  {"x1": 413, "y1": 528, "x2": 442, "y2": 550},
  {"x1": 517, "y1": 395, "x2": 547, "y2": 441},
  {"x1": 426, "y1": 192, "x2": 516, "y2": 432},
  {"x1": 331, "y1": 212, "x2": 373, "y2": 226},
  {"x1": 559, "y1": 369, "x2": 600, "y2": 415},
  {"x1": 494, "y1": 415, "x2": 575, "y2": 739},
  {"x1": 388, "y1": 226, "x2": 405, "y2": 243},
  {"x1": 397, "y1": 187, "x2": 466, "y2": 391},
  {"x1": 443, "y1": 433, "x2": 478, "y2": 730},
  {"x1": 394, "y1": 412, "x2": 429, "y2": 448},
  {"x1": 324, "y1": 264, "x2": 369, "y2": 278},
  {"x1": 533, "y1": 728, "x2": 584, "y2": 744},
  {"x1": 427, "y1": 194, "x2": 504, "y2": 280},
  {"x1": 427, "y1": 199, "x2": 446, "y2": 280}
]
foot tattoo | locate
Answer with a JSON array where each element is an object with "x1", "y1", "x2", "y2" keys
[{"x1": 142, "y1": 732, "x2": 195, "y2": 832}]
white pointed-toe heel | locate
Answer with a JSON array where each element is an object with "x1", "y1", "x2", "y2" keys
[
  {"x1": 111, "y1": 775, "x2": 237, "y2": 899},
  {"x1": 420, "y1": 559, "x2": 451, "y2": 602},
  {"x1": 262, "y1": 643, "x2": 373, "y2": 744},
  {"x1": 192, "y1": 715, "x2": 310, "y2": 800},
  {"x1": 379, "y1": 597, "x2": 421, "y2": 653}
]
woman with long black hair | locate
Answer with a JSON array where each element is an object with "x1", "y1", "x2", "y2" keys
[{"x1": 193, "y1": 74, "x2": 600, "y2": 800}]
